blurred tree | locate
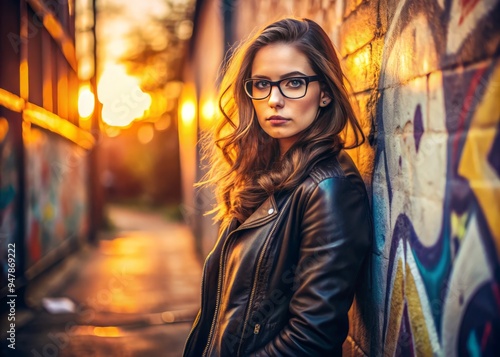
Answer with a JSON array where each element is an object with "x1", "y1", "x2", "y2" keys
[
  {"x1": 119, "y1": 1, "x2": 194, "y2": 91},
  {"x1": 95, "y1": 0, "x2": 194, "y2": 208}
]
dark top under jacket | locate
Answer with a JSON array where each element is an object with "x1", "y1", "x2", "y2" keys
[{"x1": 183, "y1": 150, "x2": 373, "y2": 357}]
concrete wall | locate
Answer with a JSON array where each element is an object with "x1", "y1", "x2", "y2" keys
[{"x1": 183, "y1": 0, "x2": 500, "y2": 354}]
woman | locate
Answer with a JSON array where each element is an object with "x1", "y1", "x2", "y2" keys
[{"x1": 183, "y1": 18, "x2": 372, "y2": 357}]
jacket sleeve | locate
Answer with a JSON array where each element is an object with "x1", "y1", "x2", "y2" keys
[{"x1": 251, "y1": 177, "x2": 372, "y2": 356}]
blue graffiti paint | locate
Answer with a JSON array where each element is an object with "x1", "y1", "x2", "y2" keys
[
  {"x1": 466, "y1": 330, "x2": 481, "y2": 357},
  {"x1": 460, "y1": 282, "x2": 500, "y2": 356},
  {"x1": 410, "y1": 224, "x2": 451, "y2": 337}
]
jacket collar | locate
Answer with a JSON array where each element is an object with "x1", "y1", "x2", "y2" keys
[{"x1": 237, "y1": 194, "x2": 278, "y2": 230}]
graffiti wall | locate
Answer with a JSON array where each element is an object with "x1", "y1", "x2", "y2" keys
[
  {"x1": 195, "y1": 0, "x2": 500, "y2": 355},
  {"x1": 0, "y1": 117, "x2": 19, "y2": 290},
  {"x1": 24, "y1": 126, "x2": 89, "y2": 275},
  {"x1": 373, "y1": 0, "x2": 500, "y2": 355}
]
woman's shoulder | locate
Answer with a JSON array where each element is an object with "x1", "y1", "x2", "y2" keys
[
  {"x1": 279, "y1": 150, "x2": 367, "y2": 204},
  {"x1": 308, "y1": 150, "x2": 361, "y2": 182},
  {"x1": 297, "y1": 150, "x2": 367, "y2": 200}
]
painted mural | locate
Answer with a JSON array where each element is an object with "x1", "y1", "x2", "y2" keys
[
  {"x1": 0, "y1": 117, "x2": 18, "y2": 289},
  {"x1": 24, "y1": 126, "x2": 89, "y2": 272},
  {"x1": 373, "y1": 0, "x2": 500, "y2": 356}
]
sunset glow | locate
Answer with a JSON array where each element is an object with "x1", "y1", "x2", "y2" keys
[
  {"x1": 97, "y1": 64, "x2": 152, "y2": 127},
  {"x1": 180, "y1": 101, "x2": 196, "y2": 126},
  {"x1": 78, "y1": 83, "x2": 95, "y2": 118}
]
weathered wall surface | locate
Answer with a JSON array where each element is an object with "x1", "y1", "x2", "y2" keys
[
  {"x1": 0, "y1": 116, "x2": 20, "y2": 290},
  {"x1": 24, "y1": 127, "x2": 89, "y2": 277},
  {"x1": 0, "y1": 0, "x2": 94, "y2": 296},
  {"x1": 184, "y1": 0, "x2": 500, "y2": 355}
]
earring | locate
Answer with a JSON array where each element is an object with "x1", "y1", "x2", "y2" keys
[{"x1": 323, "y1": 101, "x2": 327, "y2": 104}]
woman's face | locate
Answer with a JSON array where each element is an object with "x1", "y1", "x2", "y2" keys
[{"x1": 250, "y1": 43, "x2": 330, "y2": 154}]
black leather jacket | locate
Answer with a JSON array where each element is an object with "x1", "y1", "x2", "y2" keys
[{"x1": 183, "y1": 151, "x2": 372, "y2": 357}]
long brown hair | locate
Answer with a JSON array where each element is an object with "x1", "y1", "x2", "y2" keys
[{"x1": 200, "y1": 17, "x2": 364, "y2": 231}]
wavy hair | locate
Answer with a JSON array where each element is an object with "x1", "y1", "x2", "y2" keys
[{"x1": 200, "y1": 17, "x2": 365, "y2": 231}]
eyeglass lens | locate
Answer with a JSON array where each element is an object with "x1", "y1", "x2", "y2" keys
[{"x1": 245, "y1": 77, "x2": 309, "y2": 99}]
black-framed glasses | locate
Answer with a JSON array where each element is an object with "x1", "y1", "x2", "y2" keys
[{"x1": 244, "y1": 75, "x2": 320, "y2": 100}]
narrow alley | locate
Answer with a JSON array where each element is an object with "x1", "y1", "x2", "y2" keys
[{"x1": 2, "y1": 205, "x2": 202, "y2": 356}]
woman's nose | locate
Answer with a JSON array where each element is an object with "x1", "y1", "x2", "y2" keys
[{"x1": 267, "y1": 85, "x2": 284, "y2": 107}]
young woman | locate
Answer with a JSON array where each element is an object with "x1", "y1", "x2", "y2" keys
[{"x1": 183, "y1": 18, "x2": 372, "y2": 357}]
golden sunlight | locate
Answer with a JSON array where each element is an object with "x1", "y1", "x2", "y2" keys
[
  {"x1": 97, "y1": 64, "x2": 152, "y2": 127},
  {"x1": 180, "y1": 100, "x2": 196, "y2": 126},
  {"x1": 201, "y1": 99, "x2": 215, "y2": 120},
  {"x1": 200, "y1": 97, "x2": 215, "y2": 131},
  {"x1": 78, "y1": 82, "x2": 95, "y2": 118}
]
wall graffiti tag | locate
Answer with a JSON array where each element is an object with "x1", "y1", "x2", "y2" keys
[{"x1": 373, "y1": 0, "x2": 500, "y2": 355}]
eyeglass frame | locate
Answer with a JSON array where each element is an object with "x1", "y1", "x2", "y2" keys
[{"x1": 243, "y1": 75, "x2": 321, "y2": 100}]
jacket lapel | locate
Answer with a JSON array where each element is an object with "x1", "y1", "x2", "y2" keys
[{"x1": 237, "y1": 195, "x2": 278, "y2": 230}]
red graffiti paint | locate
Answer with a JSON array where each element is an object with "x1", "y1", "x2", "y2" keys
[
  {"x1": 459, "y1": 0, "x2": 480, "y2": 25},
  {"x1": 452, "y1": 67, "x2": 487, "y2": 167}
]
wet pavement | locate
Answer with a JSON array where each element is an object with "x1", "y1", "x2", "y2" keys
[{"x1": 1, "y1": 205, "x2": 202, "y2": 357}]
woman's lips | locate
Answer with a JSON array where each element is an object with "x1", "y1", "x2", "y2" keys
[{"x1": 267, "y1": 116, "x2": 290, "y2": 125}]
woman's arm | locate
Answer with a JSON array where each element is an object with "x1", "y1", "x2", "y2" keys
[{"x1": 252, "y1": 177, "x2": 372, "y2": 356}]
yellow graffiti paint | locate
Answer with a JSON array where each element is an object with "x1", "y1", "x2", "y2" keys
[
  {"x1": 406, "y1": 262, "x2": 433, "y2": 356},
  {"x1": 385, "y1": 259, "x2": 405, "y2": 356},
  {"x1": 451, "y1": 211, "x2": 469, "y2": 243},
  {"x1": 43, "y1": 204, "x2": 55, "y2": 221},
  {"x1": 458, "y1": 63, "x2": 500, "y2": 257}
]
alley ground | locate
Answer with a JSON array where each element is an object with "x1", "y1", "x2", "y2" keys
[{"x1": 1, "y1": 205, "x2": 202, "y2": 357}]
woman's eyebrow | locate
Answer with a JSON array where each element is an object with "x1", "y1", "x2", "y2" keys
[
  {"x1": 279, "y1": 71, "x2": 308, "y2": 78},
  {"x1": 250, "y1": 71, "x2": 309, "y2": 79}
]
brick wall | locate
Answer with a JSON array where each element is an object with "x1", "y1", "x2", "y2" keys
[{"x1": 187, "y1": 0, "x2": 500, "y2": 355}]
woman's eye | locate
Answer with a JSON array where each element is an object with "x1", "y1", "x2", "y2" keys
[
  {"x1": 255, "y1": 80, "x2": 270, "y2": 89},
  {"x1": 286, "y1": 79, "x2": 305, "y2": 88}
]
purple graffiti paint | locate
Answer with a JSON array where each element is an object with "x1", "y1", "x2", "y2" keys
[
  {"x1": 414, "y1": 105, "x2": 423, "y2": 153},
  {"x1": 396, "y1": 304, "x2": 416, "y2": 357}
]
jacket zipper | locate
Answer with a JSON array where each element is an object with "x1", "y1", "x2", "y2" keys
[
  {"x1": 201, "y1": 228, "x2": 238, "y2": 357},
  {"x1": 202, "y1": 211, "x2": 277, "y2": 357},
  {"x1": 183, "y1": 252, "x2": 210, "y2": 356},
  {"x1": 236, "y1": 216, "x2": 281, "y2": 357},
  {"x1": 200, "y1": 202, "x2": 279, "y2": 357}
]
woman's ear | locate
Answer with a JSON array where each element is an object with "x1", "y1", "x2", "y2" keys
[{"x1": 319, "y1": 91, "x2": 332, "y2": 107}]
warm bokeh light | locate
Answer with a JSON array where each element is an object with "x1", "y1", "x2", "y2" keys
[
  {"x1": 147, "y1": 91, "x2": 168, "y2": 118},
  {"x1": 23, "y1": 103, "x2": 95, "y2": 150},
  {"x1": 180, "y1": 100, "x2": 196, "y2": 126},
  {"x1": 78, "y1": 83, "x2": 95, "y2": 118},
  {"x1": 200, "y1": 97, "x2": 216, "y2": 130},
  {"x1": 176, "y1": 20, "x2": 193, "y2": 40},
  {"x1": 0, "y1": 88, "x2": 24, "y2": 112},
  {"x1": 161, "y1": 311, "x2": 175, "y2": 323},
  {"x1": 0, "y1": 117, "x2": 9, "y2": 142},
  {"x1": 93, "y1": 326, "x2": 122, "y2": 337},
  {"x1": 137, "y1": 124, "x2": 154, "y2": 144},
  {"x1": 98, "y1": 63, "x2": 152, "y2": 127},
  {"x1": 154, "y1": 114, "x2": 171, "y2": 131},
  {"x1": 104, "y1": 125, "x2": 121, "y2": 137},
  {"x1": 201, "y1": 99, "x2": 215, "y2": 120}
]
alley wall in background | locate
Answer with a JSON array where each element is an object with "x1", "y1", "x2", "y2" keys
[{"x1": 0, "y1": 0, "x2": 96, "y2": 299}]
